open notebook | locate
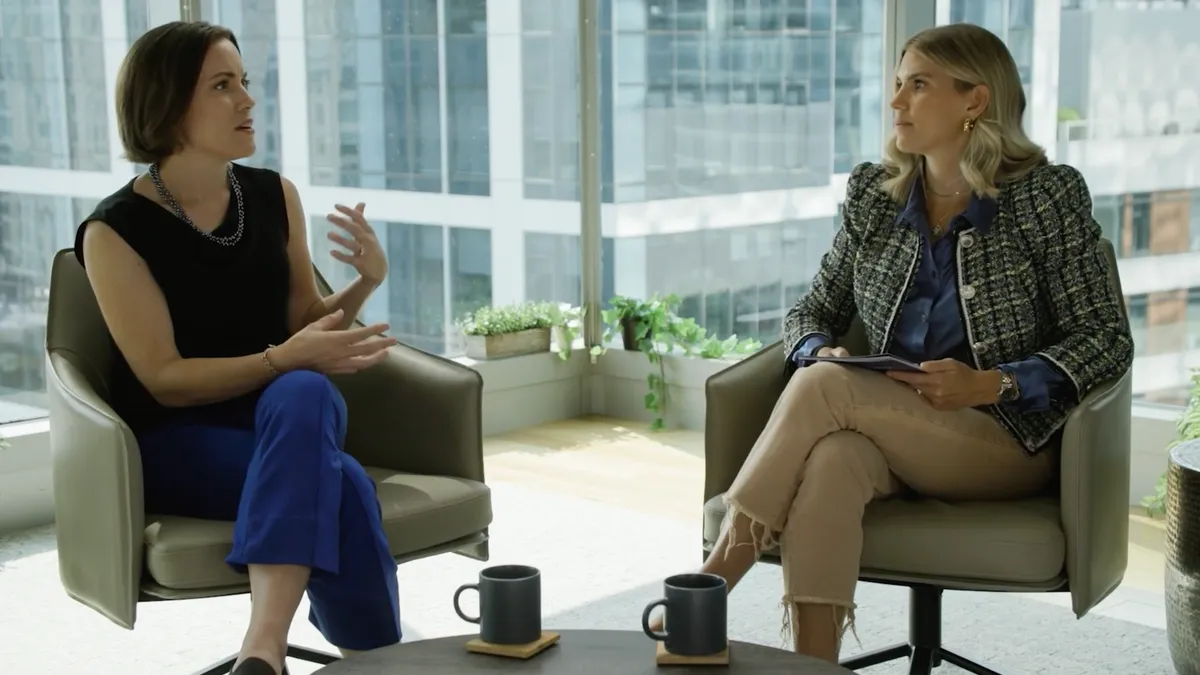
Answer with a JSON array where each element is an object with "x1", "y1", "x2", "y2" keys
[{"x1": 793, "y1": 353, "x2": 924, "y2": 372}]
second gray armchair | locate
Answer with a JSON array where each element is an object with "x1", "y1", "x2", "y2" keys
[{"x1": 701, "y1": 240, "x2": 1133, "y2": 675}]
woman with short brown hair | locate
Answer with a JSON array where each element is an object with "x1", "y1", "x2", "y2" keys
[{"x1": 79, "y1": 22, "x2": 400, "y2": 675}]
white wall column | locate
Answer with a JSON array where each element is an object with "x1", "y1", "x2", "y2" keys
[
  {"x1": 275, "y1": 3, "x2": 311, "y2": 187},
  {"x1": 486, "y1": 0, "x2": 526, "y2": 306}
]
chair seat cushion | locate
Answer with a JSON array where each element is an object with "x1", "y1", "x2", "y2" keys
[
  {"x1": 703, "y1": 492, "x2": 1065, "y2": 586},
  {"x1": 144, "y1": 468, "x2": 491, "y2": 591}
]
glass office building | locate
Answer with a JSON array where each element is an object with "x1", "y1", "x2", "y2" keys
[{"x1": 3, "y1": 0, "x2": 1200, "y2": 425}]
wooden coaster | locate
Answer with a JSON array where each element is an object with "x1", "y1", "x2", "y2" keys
[
  {"x1": 655, "y1": 640, "x2": 730, "y2": 666},
  {"x1": 465, "y1": 631, "x2": 561, "y2": 659}
]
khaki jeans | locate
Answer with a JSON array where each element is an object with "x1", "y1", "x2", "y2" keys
[{"x1": 721, "y1": 362, "x2": 1054, "y2": 645}]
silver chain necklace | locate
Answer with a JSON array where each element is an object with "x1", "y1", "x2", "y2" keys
[{"x1": 148, "y1": 163, "x2": 245, "y2": 247}]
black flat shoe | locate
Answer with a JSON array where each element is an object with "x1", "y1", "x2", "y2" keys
[{"x1": 231, "y1": 657, "x2": 282, "y2": 675}]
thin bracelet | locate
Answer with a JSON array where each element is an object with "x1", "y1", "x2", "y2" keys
[{"x1": 262, "y1": 345, "x2": 281, "y2": 377}]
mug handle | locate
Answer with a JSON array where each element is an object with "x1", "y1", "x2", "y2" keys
[
  {"x1": 453, "y1": 583, "x2": 481, "y2": 624},
  {"x1": 641, "y1": 598, "x2": 668, "y2": 640}
]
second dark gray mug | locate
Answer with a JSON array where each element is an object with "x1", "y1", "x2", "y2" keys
[
  {"x1": 642, "y1": 572, "x2": 728, "y2": 656},
  {"x1": 453, "y1": 564, "x2": 542, "y2": 645}
]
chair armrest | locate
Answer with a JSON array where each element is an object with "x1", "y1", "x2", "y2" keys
[
  {"x1": 332, "y1": 344, "x2": 485, "y2": 483},
  {"x1": 703, "y1": 342, "x2": 789, "y2": 503},
  {"x1": 1058, "y1": 368, "x2": 1133, "y2": 618},
  {"x1": 46, "y1": 352, "x2": 143, "y2": 630}
]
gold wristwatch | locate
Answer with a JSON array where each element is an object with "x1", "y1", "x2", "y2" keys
[{"x1": 997, "y1": 370, "x2": 1020, "y2": 403}]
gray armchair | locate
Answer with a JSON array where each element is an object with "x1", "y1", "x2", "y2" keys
[
  {"x1": 701, "y1": 240, "x2": 1132, "y2": 674},
  {"x1": 45, "y1": 248, "x2": 492, "y2": 674}
]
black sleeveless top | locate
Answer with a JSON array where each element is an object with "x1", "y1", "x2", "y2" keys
[{"x1": 75, "y1": 163, "x2": 292, "y2": 433}]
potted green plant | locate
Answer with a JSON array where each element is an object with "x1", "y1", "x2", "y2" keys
[
  {"x1": 597, "y1": 294, "x2": 761, "y2": 430},
  {"x1": 1143, "y1": 369, "x2": 1200, "y2": 517},
  {"x1": 604, "y1": 296, "x2": 663, "y2": 351},
  {"x1": 457, "y1": 301, "x2": 555, "y2": 360}
]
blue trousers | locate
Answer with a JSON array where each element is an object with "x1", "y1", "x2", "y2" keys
[{"x1": 137, "y1": 370, "x2": 401, "y2": 651}]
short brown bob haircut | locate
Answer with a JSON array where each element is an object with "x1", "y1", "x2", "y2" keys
[{"x1": 116, "y1": 21, "x2": 240, "y2": 165}]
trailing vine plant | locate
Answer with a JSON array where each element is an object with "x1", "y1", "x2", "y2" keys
[
  {"x1": 1143, "y1": 368, "x2": 1200, "y2": 516},
  {"x1": 595, "y1": 294, "x2": 761, "y2": 430},
  {"x1": 547, "y1": 303, "x2": 588, "y2": 361}
]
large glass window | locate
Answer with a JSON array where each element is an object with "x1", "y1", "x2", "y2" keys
[
  {"x1": 445, "y1": 0, "x2": 491, "y2": 196},
  {"x1": 604, "y1": 0, "x2": 882, "y2": 346},
  {"x1": 450, "y1": 227, "x2": 493, "y2": 323},
  {"x1": 11, "y1": 0, "x2": 1200, "y2": 425},
  {"x1": 834, "y1": 0, "x2": 885, "y2": 172},
  {"x1": 299, "y1": 0, "x2": 499, "y2": 357},
  {"x1": 522, "y1": 0, "x2": 584, "y2": 200},
  {"x1": 0, "y1": 1, "x2": 182, "y2": 425},
  {"x1": 1128, "y1": 294, "x2": 1149, "y2": 356},
  {"x1": 201, "y1": 0, "x2": 282, "y2": 172},
  {"x1": 0, "y1": 3, "x2": 108, "y2": 171},
  {"x1": 524, "y1": 234, "x2": 615, "y2": 308},
  {"x1": 0, "y1": 195, "x2": 95, "y2": 424},
  {"x1": 942, "y1": 1, "x2": 1200, "y2": 404},
  {"x1": 309, "y1": 215, "x2": 493, "y2": 358},
  {"x1": 304, "y1": 0, "x2": 486, "y2": 192}
]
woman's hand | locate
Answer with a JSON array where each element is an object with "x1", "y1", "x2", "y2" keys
[
  {"x1": 327, "y1": 203, "x2": 388, "y2": 286},
  {"x1": 269, "y1": 309, "x2": 398, "y2": 375},
  {"x1": 816, "y1": 346, "x2": 851, "y2": 358},
  {"x1": 886, "y1": 358, "x2": 1002, "y2": 411}
]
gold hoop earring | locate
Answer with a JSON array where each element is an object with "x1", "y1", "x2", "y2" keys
[{"x1": 963, "y1": 118, "x2": 977, "y2": 132}]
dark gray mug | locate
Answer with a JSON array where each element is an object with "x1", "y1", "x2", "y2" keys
[
  {"x1": 453, "y1": 564, "x2": 542, "y2": 645},
  {"x1": 641, "y1": 572, "x2": 728, "y2": 656}
]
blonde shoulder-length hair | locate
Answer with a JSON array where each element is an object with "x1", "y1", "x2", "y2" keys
[{"x1": 882, "y1": 23, "x2": 1047, "y2": 202}]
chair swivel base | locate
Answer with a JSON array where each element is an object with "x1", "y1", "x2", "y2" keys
[
  {"x1": 840, "y1": 644, "x2": 1001, "y2": 675},
  {"x1": 837, "y1": 585, "x2": 1002, "y2": 675},
  {"x1": 190, "y1": 643, "x2": 340, "y2": 675}
]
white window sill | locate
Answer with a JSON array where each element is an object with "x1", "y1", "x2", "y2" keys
[{"x1": 0, "y1": 349, "x2": 1178, "y2": 533}]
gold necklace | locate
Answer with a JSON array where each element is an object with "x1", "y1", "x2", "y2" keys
[
  {"x1": 923, "y1": 182, "x2": 964, "y2": 236},
  {"x1": 929, "y1": 211, "x2": 954, "y2": 236},
  {"x1": 925, "y1": 182, "x2": 967, "y2": 198},
  {"x1": 922, "y1": 170, "x2": 968, "y2": 198}
]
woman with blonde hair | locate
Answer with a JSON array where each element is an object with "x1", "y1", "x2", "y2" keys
[{"x1": 662, "y1": 23, "x2": 1133, "y2": 663}]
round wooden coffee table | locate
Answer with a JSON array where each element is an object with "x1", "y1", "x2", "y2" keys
[{"x1": 311, "y1": 629, "x2": 853, "y2": 673}]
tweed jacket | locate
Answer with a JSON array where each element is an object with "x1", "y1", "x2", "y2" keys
[{"x1": 783, "y1": 161, "x2": 1134, "y2": 455}]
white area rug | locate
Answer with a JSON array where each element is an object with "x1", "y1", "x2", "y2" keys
[{"x1": 0, "y1": 482, "x2": 1175, "y2": 674}]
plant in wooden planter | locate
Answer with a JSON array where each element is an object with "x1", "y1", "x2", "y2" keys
[
  {"x1": 1143, "y1": 368, "x2": 1200, "y2": 516},
  {"x1": 457, "y1": 301, "x2": 555, "y2": 360},
  {"x1": 596, "y1": 293, "x2": 761, "y2": 430}
]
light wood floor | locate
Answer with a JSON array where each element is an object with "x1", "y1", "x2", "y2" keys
[
  {"x1": 483, "y1": 415, "x2": 706, "y2": 523},
  {"x1": 482, "y1": 416, "x2": 1165, "y2": 595}
]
